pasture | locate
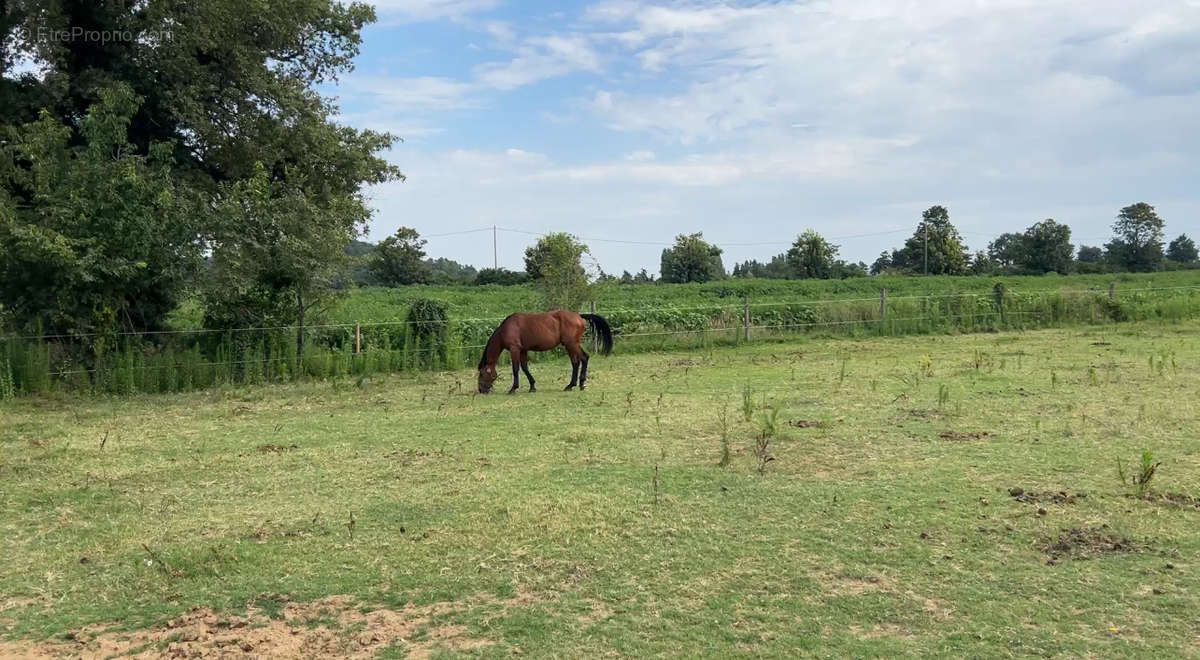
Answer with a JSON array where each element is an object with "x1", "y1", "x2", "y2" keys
[{"x1": 2, "y1": 321, "x2": 1199, "y2": 657}]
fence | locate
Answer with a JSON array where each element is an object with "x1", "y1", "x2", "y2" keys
[{"x1": 2, "y1": 283, "x2": 1198, "y2": 398}]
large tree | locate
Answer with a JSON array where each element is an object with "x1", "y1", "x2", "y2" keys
[
  {"x1": 1105, "y1": 203, "x2": 1165, "y2": 272},
  {"x1": 987, "y1": 233, "x2": 1025, "y2": 270},
  {"x1": 660, "y1": 233, "x2": 725, "y2": 283},
  {"x1": 0, "y1": 84, "x2": 201, "y2": 337},
  {"x1": 1166, "y1": 234, "x2": 1198, "y2": 264},
  {"x1": 1, "y1": 0, "x2": 399, "y2": 336},
  {"x1": 1020, "y1": 219, "x2": 1073, "y2": 274},
  {"x1": 370, "y1": 227, "x2": 429, "y2": 286},
  {"x1": 786, "y1": 230, "x2": 838, "y2": 279},
  {"x1": 524, "y1": 232, "x2": 588, "y2": 280},
  {"x1": 1077, "y1": 245, "x2": 1104, "y2": 263},
  {"x1": 895, "y1": 206, "x2": 969, "y2": 275},
  {"x1": 523, "y1": 233, "x2": 590, "y2": 309}
]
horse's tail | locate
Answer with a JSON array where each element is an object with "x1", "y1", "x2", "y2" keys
[{"x1": 580, "y1": 314, "x2": 613, "y2": 356}]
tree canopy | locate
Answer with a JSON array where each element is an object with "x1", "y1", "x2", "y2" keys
[
  {"x1": 1166, "y1": 234, "x2": 1198, "y2": 264},
  {"x1": 894, "y1": 206, "x2": 969, "y2": 275},
  {"x1": 370, "y1": 227, "x2": 430, "y2": 286},
  {"x1": 786, "y1": 230, "x2": 839, "y2": 279},
  {"x1": 1106, "y1": 203, "x2": 1165, "y2": 272},
  {"x1": 1, "y1": 0, "x2": 399, "y2": 337},
  {"x1": 660, "y1": 233, "x2": 725, "y2": 283}
]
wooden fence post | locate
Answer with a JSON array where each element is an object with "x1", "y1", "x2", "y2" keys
[
  {"x1": 354, "y1": 323, "x2": 361, "y2": 355},
  {"x1": 743, "y1": 294, "x2": 750, "y2": 343},
  {"x1": 879, "y1": 288, "x2": 886, "y2": 320}
]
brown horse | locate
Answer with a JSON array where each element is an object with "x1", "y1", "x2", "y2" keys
[{"x1": 478, "y1": 310, "x2": 613, "y2": 394}]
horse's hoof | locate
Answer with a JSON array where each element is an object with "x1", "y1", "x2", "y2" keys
[
  {"x1": 563, "y1": 385, "x2": 575, "y2": 391},
  {"x1": 529, "y1": 387, "x2": 536, "y2": 393},
  {"x1": 507, "y1": 388, "x2": 518, "y2": 395}
]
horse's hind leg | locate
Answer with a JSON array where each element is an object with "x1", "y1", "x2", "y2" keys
[
  {"x1": 579, "y1": 350, "x2": 590, "y2": 390},
  {"x1": 520, "y1": 352, "x2": 536, "y2": 392},
  {"x1": 564, "y1": 344, "x2": 582, "y2": 391}
]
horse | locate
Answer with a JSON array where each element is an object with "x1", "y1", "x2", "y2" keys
[{"x1": 477, "y1": 310, "x2": 613, "y2": 394}]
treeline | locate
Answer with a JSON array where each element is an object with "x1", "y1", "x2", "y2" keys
[{"x1": 352, "y1": 202, "x2": 1195, "y2": 293}]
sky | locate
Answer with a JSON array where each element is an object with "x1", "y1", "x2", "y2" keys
[{"x1": 335, "y1": 0, "x2": 1200, "y2": 275}]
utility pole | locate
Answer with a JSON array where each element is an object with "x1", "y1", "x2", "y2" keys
[
  {"x1": 493, "y1": 225, "x2": 498, "y2": 270},
  {"x1": 923, "y1": 222, "x2": 929, "y2": 276}
]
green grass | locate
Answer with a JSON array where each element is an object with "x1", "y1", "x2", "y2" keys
[{"x1": 2, "y1": 321, "x2": 1199, "y2": 656}]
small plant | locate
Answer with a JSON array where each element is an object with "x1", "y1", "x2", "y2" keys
[
  {"x1": 741, "y1": 383, "x2": 754, "y2": 422},
  {"x1": 1117, "y1": 450, "x2": 1161, "y2": 496},
  {"x1": 919, "y1": 354, "x2": 934, "y2": 378},
  {"x1": 753, "y1": 401, "x2": 781, "y2": 476},
  {"x1": 1088, "y1": 365, "x2": 1099, "y2": 386},
  {"x1": 1050, "y1": 370, "x2": 1057, "y2": 388},
  {"x1": 654, "y1": 392, "x2": 664, "y2": 434},
  {"x1": 937, "y1": 383, "x2": 950, "y2": 408},
  {"x1": 839, "y1": 357, "x2": 848, "y2": 385}
]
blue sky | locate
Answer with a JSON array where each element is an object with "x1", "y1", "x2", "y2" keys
[{"x1": 334, "y1": 0, "x2": 1200, "y2": 275}]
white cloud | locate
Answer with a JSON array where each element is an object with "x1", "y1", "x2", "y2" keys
[
  {"x1": 475, "y1": 34, "x2": 603, "y2": 89},
  {"x1": 369, "y1": 0, "x2": 498, "y2": 21}
]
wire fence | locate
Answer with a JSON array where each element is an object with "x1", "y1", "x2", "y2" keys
[{"x1": 2, "y1": 283, "x2": 1198, "y2": 398}]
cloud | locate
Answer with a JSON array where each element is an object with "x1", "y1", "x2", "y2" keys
[
  {"x1": 474, "y1": 34, "x2": 603, "y2": 89},
  {"x1": 368, "y1": 0, "x2": 499, "y2": 21}
]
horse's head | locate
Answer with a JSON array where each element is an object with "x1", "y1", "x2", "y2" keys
[{"x1": 478, "y1": 364, "x2": 498, "y2": 393}]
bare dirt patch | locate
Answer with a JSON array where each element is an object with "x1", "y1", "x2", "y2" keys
[
  {"x1": 257, "y1": 443, "x2": 299, "y2": 453},
  {"x1": 0, "y1": 591, "x2": 537, "y2": 659},
  {"x1": 1041, "y1": 526, "x2": 1144, "y2": 561},
  {"x1": 787, "y1": 419, "x2": 826, "y2": 429},
  {"x1": 938, "y1": 430, "x2": 991, "y2": 442},
  {"x1": 1126, "y1": 492, "x2": 1200, "y2": 510},
  {"x1": 1007, "y1": 487, "x2": 1086, "y2": 505}
]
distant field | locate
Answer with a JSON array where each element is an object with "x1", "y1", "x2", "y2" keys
[
  {"x1": 2, "y1": 321, "x2": 1199, "y2": 656},
  {"x1": 330, "y1": 270, "x2": 1200, "y2": 324}
]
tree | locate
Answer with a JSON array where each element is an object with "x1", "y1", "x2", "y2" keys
[
  {"x1": 1166, "y1": 234, "x2": 1198, "y2": 264},
  {"x1": 869, "y1": 251, "x2": 893, "y2": 276},
  {"x1": 524, "y1": 232, "x2": 588, "y2": 280},
  {"x1": 660, "y1": 233, "x2": 725, "y2": 283},
  {"x1": 970, "y1": 251, "x2": 997, "y2": 275},
  {"x1": 524, "y1": 233, "x2": 590, "y2": 309},
  {"x1": 1105, "y1": 203, "x2": 1165, "y2": 272},
  {"x1": 896, "y1": 206, "x2": 969, "y2": 275},
  {"x1": 633, "y1": 268, "x2": 655, "y2": 283},
  {"x1": 786, "y1": 230, "x2": 839, "y2": 279},
  {"x1": 0, "y1": 85, "x2": 201, "y2": 337},
  {"x1": 202, "y1": 164, "x2": 355, "y2": 353},
  {"x1": 1077, "y1": 246, "x2": 1104, "y2": 263},
  {"x1": 2, "y1": 0, "x2": 399, "y2": 338},
  {"x1": 987, "y1": 233, "x2": 1026, "y2": 270},
  {"x1": 427, "y1": 258, "x2": 478, "y2": 284},
  {"x1": 474, "y1": 268, "x2": 528, "y2": 285},
  {"x1": 370, "y1": 227, "x2": 429, "y2": 286},
  {"x1": 1020, "y1": 219, "x2": 1073, "y2": 274}
]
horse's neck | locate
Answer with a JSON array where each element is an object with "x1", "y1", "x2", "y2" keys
[{"x1": 483, "y1": 331, "x2": 506, "y2": 366}]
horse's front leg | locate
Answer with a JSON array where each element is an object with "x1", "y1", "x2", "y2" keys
[{"x1": 508, "y1": 348, "x2": 521, "y2": 394}]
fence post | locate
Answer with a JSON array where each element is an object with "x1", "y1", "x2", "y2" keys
[
  {"x1": 743, "y1": 294, "x2": 750, "y2": 343},
  {"x1": 1108, "y1": 282, "x2": 1115, "y2": 301},
  {"x1": 879, "y1": 288, "x2": 886, "y2": 320},
  {"x1": 354, "y1": 323, "x2": 361, "y2": 355},
  {"x1": 589, "y1": 301, "x2": 598, "y2": 353}
]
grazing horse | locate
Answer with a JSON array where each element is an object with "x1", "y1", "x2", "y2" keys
[{"x1": 477, "y1": 310, "x2": 613, "y2": 394}]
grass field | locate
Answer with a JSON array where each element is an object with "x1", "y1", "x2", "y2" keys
[{"x1": 2, "y1": 320, "x2": 1199, "y2": 657}]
